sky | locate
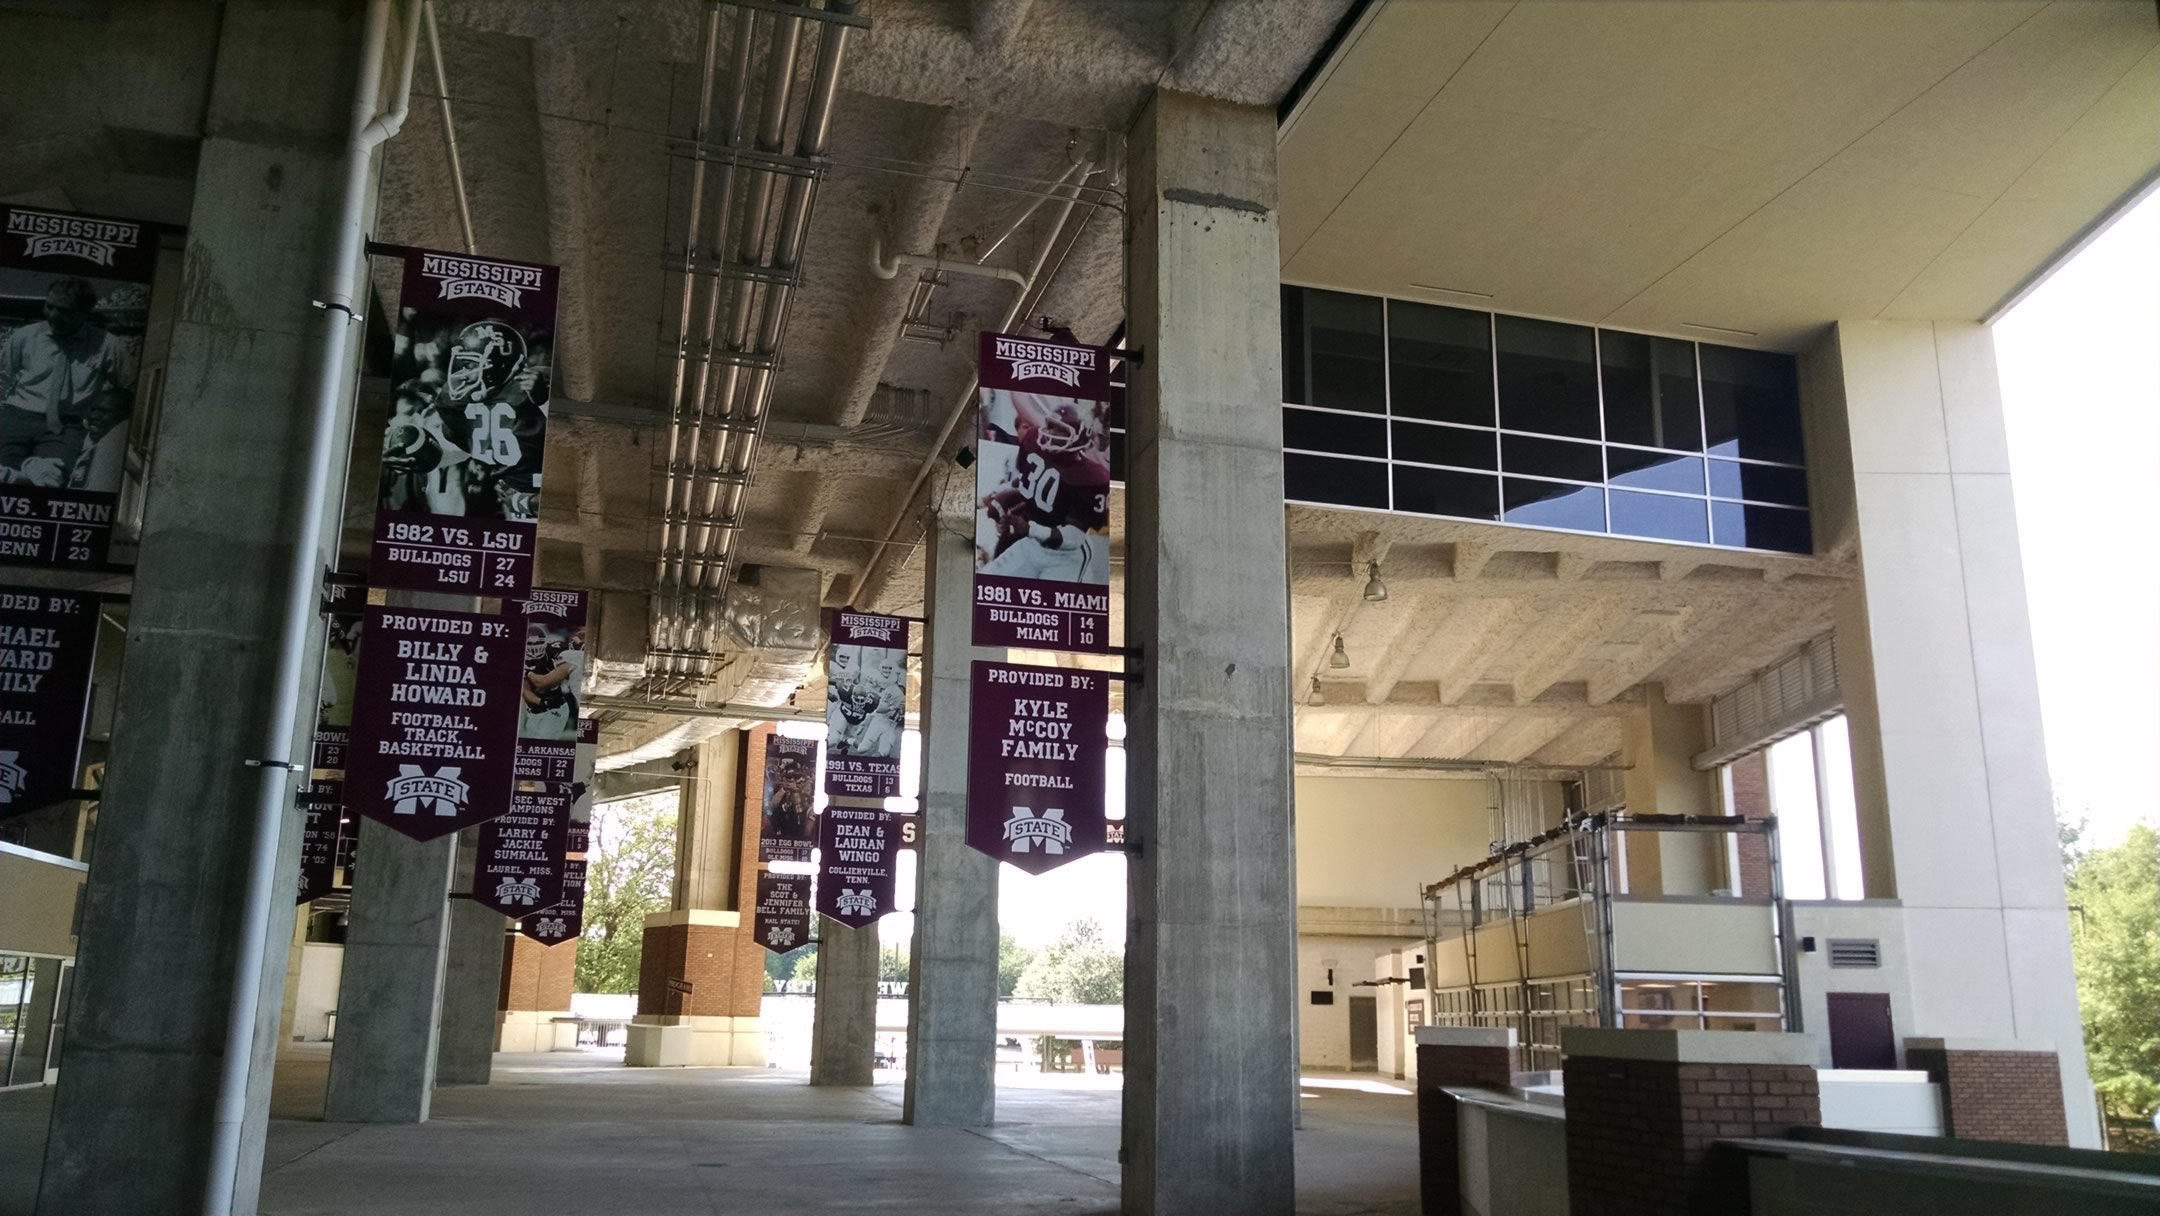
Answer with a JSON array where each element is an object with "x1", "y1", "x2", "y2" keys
[{"x1": 1993, "y1": 186, "x2": 2160, "y2": 848}]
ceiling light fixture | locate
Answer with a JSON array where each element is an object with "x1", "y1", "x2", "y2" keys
[
  {"x1": 1681, "y1": 321, "x2": 1758, "y2": 339},
  {"x1": 1362, "y1": 560, "x2": 1388, "y2": 603},
  {"x1": 1329, "y1": 635, "x2": 1350, "y2": 669},
  {"x1": 1407, "y1": 282, "x2": 1495, "y2": 301},
  {"x1": 1307, "y1": 677, "x2": 1325, "y2": 707}
]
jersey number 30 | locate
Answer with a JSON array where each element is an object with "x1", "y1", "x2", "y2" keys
[
  {"x1": 1017, "y1": 452, "x2": 1062, "y2": 512},
  {"x1": 464, "y1": 402, "x2": 523, "y2": 465}
]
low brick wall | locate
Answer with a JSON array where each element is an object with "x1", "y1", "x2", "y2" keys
[
  {"x1": 1415, "y1": 1029, "x2": 1517, "y2": 1216},
  {"x1": 1905, "y1": 1042, "x2": 2067, "y2": 1147}
]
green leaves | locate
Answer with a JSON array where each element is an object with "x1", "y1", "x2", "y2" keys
[{"x1": 2067, "y1": 822, "x2": 2159, "y2": 1124}]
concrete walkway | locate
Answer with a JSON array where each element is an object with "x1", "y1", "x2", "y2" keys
[{"x1": 3, "y1": 1048, "x2": 1421, "y2": 1215}]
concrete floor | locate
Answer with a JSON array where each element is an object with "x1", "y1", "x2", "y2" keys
[{"x1": 1, "y1": 1047, "x2": 1420, "y2": 1215}]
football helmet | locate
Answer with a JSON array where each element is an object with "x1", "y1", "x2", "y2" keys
[
  {"x1": 1029, "y1": 402, "x2": 1092, "y2": 454},
  {"x1": 446, "y1": 321, "x2": 526, "y2": 404}
]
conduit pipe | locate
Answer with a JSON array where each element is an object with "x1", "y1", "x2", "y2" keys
[
  {"x1": 869, "y1": 235, "x2": 1028, "y2": 286},
  {"x1": 205, "y1": 3, "x2": 420, "y2": 1211},
  {"x1": 420, "y1": 0, "x2": 474, "y2": 254}
]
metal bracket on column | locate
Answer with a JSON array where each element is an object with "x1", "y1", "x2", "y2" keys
[
  {"x1": 244, "y1": 759, "x2": 300, "y2": 770},
  {"x1": 1114, "y1": 642, "x2": 1144, "y2": 688}
]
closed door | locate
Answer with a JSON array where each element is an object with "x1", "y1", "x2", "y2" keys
[
  {"x1": 1825, "y1": 992, "x2": 1896, "y2": 1070},
  {"x1": 1348, "y1": 996, "x2": 1378, "y2": 1071}
]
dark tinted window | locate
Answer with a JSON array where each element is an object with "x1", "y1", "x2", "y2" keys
[
  {"x1": 1284, "y1": 406, "x2": 1386, "y2": 458},
  {"x1": 1304, "y1": 288, "x2": 1386, "y2": 415},
  {"x1": 1388, "y1": 299, "x2": 1492, "y2": 426},
  {"x1": 1394, "y1": 466, "x2": 1498, "y2": 521},
  {"x1": 1607, "y1": 448, "x2": 1704, "y2": 495},
  {"x1": 1701, "y1": 345, "x2": 1804, "y2": 464},
  {"x1": 1285, "y1": 453, "x2": 1388, "y2": 509},
  {"x1": 1503, "y1": 434, "x2": 1603, "y2": 483},
  {"x1": 1711, "y1": 501, "x2": 1813, "y2": 553},
  {"x1": 1281, "y1": 284, "x2": 1306, "y2": 405},
  {"x1": 1600, "y1": 330, "x2": 1702, "y2": 451},
  {"x1": 1391, "y1": 420, "x2": 1496, "y2": 470},
  {"x1": 1496, "y1": 316, "x2": 1599, "y2": 439},
  {"x1": 1610, "y1": 490, "x2": 1709, "y2": 543},
  {"x1": 1707, "y1": 459, "x2": 1809, "y2": 507},
  {"x1": 1502, "y1": 478, "x2": 1604, "y2": 532}
]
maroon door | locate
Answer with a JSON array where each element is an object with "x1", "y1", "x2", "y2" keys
[{"x1": 1825, "y1": 992, "x2": 1896, "y2": 1069}]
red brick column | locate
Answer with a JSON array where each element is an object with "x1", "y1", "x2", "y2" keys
[
  {"x1": 1904, "y1": 1039, "x2": 2068, "y2": 1147},
  {"x1": 1726, "y1": 750, "x2": 1774, "y2": 897},
  {"x1": 1562, "y1": 1029, "x2": 1820, "y2": 1215},
  {"x1": 1416, "y1": 1027, "x2": 1518, "y2": 1216},
  {"x1": 500, "y1": 934, "x2": 578, "y2": 1012}
]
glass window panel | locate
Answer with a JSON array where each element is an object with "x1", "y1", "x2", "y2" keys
[
  {"x1": 1496, "y1": 315, "x2": 1599, "y2": 439},
  {"x1": 1283, "y1": 405, "x2": 1387, "y2": 458},
  {"x1": 1391, "y1": 420, "x2": 1497, "y2": 470},
  {"x1": 1610, "y1": 490, "x2": 1709, "y2": 543},
  {"x1": 1501, "y1": 478, "x2": 1605, "y2": 532},
  {"x1": 1818, "y1": 717, "x2": 1865, "y2": 901},
  {"x1": 1599, "y1": 330, "x2": 1702, "y2": 451},
  {"x1": 1388, "y1": 298, "x2": 1493, "y2": 426},
  {"x1": 1710, "y1": 502, "x2": 1812, "y2": 554},
  {"x1": 1280, "y1": 284, "x2": 1307, "y2": 405},
  {"x1": 1701, "y1": 345, "x2": 1805, "y2": 464},
  {"x1": 1608, "y1": 448, "x2": 1704, "y2": 495},
  {"x1": 1393, "y1": 466, "x2": 1499, "y2": 521},
  {"x1": 1303, "y1": 288, "x2": 1386, "y2": 415},
  {"x1": 1707, "y1": 459, "x2": 1808, "y2": 507},
  {"x1": 1502, "y1": 433, "x2": 1603, "y2": 483},
  {"x1": 1285, "y1": 452, "x2": 1388, "y2": 509},
  {"x1": 1768, "y1": 732, "x2": 1826, "y2": 900}
]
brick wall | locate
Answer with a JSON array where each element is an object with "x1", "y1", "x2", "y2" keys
[
  {"x1": 1726, "y1": 750, "x2": 1774, "y2": 898},
  {"x1": 1416, "y1": 1042, "x2": 1515, "y2": 1216},
  {"x1": 1565, "y1": 1055, "x2": 1819, "y2": 1215},
  {"x1": 1905, "y1": 1046, "x2": 2067, "y2": 1146},
  {"x1": 634, "y1": 726, "x2": 769, "y2": 1020},
  {"x1": 499, "y1": 933, "x2": 578, "y2": 1012}
]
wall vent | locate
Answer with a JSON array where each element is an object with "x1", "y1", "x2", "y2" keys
[{"x1": 1827, "y1": 938, "x2": 1881, "y2": 969}]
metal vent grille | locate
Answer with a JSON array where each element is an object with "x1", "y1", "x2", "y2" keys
[
  {"x1": 1827, "y1": 938, "x2": 1881, "y2": 969},
  {"x1": 1697, "y1": 633, "x2": 1843, "y2": 769}
]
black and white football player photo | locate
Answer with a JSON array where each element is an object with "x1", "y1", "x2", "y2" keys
[
  {"x1": 974, "y1": 389, "x2": 1111, "y2": 583},
  {"x1": 378, "y1": 309, "x2": 551, "y2": 523},
  {"x1": 825, "y1": 643, "x2": 904, "y2": 760},
  {"x1": 0, "y1": 271, "x2": 144, "y2": 492},
  {"x1": 519, "y1": 620, "x2": 584, "y2": 740}
]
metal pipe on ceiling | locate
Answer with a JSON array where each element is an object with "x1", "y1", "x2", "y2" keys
[{"x1": 421, "y1": 0, "x2": 475, "y2": 255}]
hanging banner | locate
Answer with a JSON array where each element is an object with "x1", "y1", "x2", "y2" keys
[
  {"x1": 296, "y1": 801, "x2": 340, "y2": 905},
  {"x1": 369, "y1": 246, "x2": 556, "y2": 596},
  {"x1": 511, "y1": 588, "x2": 586, "y2": 784},
  {"x1": 972, "y1": 332, "x2": 1113, "y2": 653},
  {"x1": 520, "y1": 854, "x2": 584, "y2": 946},
  {"x1": 346, "y1": 604, "x2": 523, "y2": 840},
  {"x1": 0, "y1": 206, "x2": 161, "y2": 572},
  {"x1": 568, "y1": 716, "x2": 597, "y2": 853},
  {"x1": 474, "y1": 785, "x2": 572, "y2": 918},
  {"x1": 823, "y1": 610, "x2": 906, "y2": 799},
  {"x1": 966, "y1": 661, "x2": 1109, "y2": 874},
  {"x1": 0, "y1": 586, "x2": 98, "y2": 821},
  {"x1": 815, "y1": 804, "x2": 899, "y2": 929},
  {"x1": 759, "y1": 734, "x2": 818, "y2": 864},
  {"x1": 754, "y1": 870, "x2": 812, "y2": 953}
]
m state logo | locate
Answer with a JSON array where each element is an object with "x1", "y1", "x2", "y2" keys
[
  {"x1": 991, "y1": 336, "x2": 1095, "y2": 389},
  {"x1": 529, "y1": 915, "x2": 569, "y2": 939},
  {"x1": 420, "y1": 253, "x2": 546, "y2": 309},
  {"x1": 765, "y1": 923, "x2": 798, "y2": 949},
  {"x1": 494, "y1": 875, "x2": 544, "y2": 907},
  {"x1": 8, "y1": 210, "x2": 140, "y2": 267},
  {"x1": 386, "y1": 765, "x2": 469, "y2": 816},
  {"x1": 835, "y1": 888, "x2": 879, "y2": 918},
  {"x1": 0, "y1": 750, "x2": 26, "y2": 803},
  {"x1": 1003, "y1": 806, "x2": 1072, "y2": 855}
]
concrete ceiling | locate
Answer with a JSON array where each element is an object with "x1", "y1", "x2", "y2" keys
[{"x1": 1280, "y1": 0, "x2": 2160, "y2": 351}]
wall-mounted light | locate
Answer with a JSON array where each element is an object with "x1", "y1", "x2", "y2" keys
[
  {"x1": 1328, "y1": 635, "x2": 1350, "y2": 669},
  {"x1": 1362, "y1": 560, "x2": 1388, "y2": 603}
]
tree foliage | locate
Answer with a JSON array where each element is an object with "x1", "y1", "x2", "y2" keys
[
  {"x1": 765, "y1": 940, "x2": 814, "y2": 992},
  {"x1": 998, "y1": 933, "x2": 1033, "y2": 999},
  {"x1": 2067, "y1": 822, "x2": 2159, "y2": 1123},
  {"x1": 572, "y1": 794, "x2": 678, "y2": 995},
  {"x1": 1016, "y1": 918, "x2": 1123, "y2": 1005}
]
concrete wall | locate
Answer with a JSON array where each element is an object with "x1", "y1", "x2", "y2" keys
[
  {"x1": 289, "y1": 943, "x2": 343, "y2": 1043},
  {"x1": 1789, "y1": 902, "x2": 1917, "y2": 1068},
  {"x1": 1295, "y1": 774, "x2": 1498, "y2": 909},
  {"x1": 1296, "y1": 936, "x2": 1394, "y2": 1069},
  {"x1": 1455, "y1": 1094, "x2": 1569, "y2": 1216}
]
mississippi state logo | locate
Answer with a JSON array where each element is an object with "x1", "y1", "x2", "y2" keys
[
  {"x1": 765, "y1": 923, "x2": 798, "y2": 949},
  {"x1": 529, "y1": 915, "x2": 569, "y2": 939},
  {"x1": 835, "y1": 888, "x2": 879, "y2": 918},
  {"x1": 8, "y1": 209, "x2": 139, "y2": 267},
  {"x1": 386, "y1": 765, "x2": 469, "y2": 816},
  {"x1": 420, "y1": 252, "x2": 545, "y2": 309},
  {"x1": 494, "y1": 875, "x2": 544, "y2": 907},
  {"x1": 0, "y1": 750, "x2": 26, "y2": 803},
  {"x1": 992, "y1": 336, "x2": 1094, "y2": 389},
  {"x1": 1003, "y1": 806, "x2": 1072, "y2": 855}
]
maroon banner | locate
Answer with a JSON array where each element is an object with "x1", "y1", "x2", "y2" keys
[
  {"x1": 815, "y1": 805, "x2": 899, "y2": 928},
  {"x1": 759, "y1": 734, "x2": 818, "y2": 863},
  {"x1": 0, "y1": 206, "x2": 163, "y2": 571},
  {"x1": 520, "y1": 854, "x2": 584, "y2": 946},
  {"x1": 295, "y1": 726, "x2": 348, "y2": 905},
  {"x1": 0, "y1": 587, "x2": 98, "y2": 820},
  {"x1": 474, "y1": 786, "x2": 572, "y2": 917},
  {"x1": 972, "y1": 332, "x2": 1113, "y2": 653},
  {"x1": 966, "y1": 661, "x2": 1109, "y2": 874},
  {"x1": 345, "y1": 605, "x2": 523, "y2": 841},
  {"x1": 513, "y1": 588, "x2": 585, "y2": 747},
  {"x1": 824, "y1": 611, "x2": 906, "y2": 799},
  {"x1": 369, "y1": 247, "x2": 557, "y2": 595},
  {"x1": 568, "y1": 717, "x2": 597, "y2": 852},
  {"x1": 754, "y1": 870, "x2": 812, "y2": 953}
]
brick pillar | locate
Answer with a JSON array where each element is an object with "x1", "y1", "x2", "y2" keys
[
  {"x1": 1904, "y1": 1039, "x2": 2068, "y2": 1147},
  {"x1": 1562, "y1": 1029, "x2": 1820, "y2": 1215},
  {"x1": 1726, "y1": 750, "x2": 1774, "y2": 897},
  {"x1": 1415, "y1": 1027, "x2": 1517, "y2": 1216},
  {"x1": 496, "y1": 933, "x2": 579, "y2": 1052}
]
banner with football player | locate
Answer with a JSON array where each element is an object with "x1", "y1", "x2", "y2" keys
[
  {"x1": 0, "y1": 586, "x2": 98, "y2": 821},
  {"x1": 753, "y1": 870, "x2": 812, "y2": 953},
  {"x1": 345, "y1": 605, "x2": 523, "y2": 840},
  {"x1": 973, "y1": 332, "x2": 1113, "y2": 653},
  {"x1": 0, "y1": 206, "x2": 162, "y2": 571},
  {"x1": 823, "y1": 611, "x2": 906, "y2": 799},
  {"x1": 511, "y1": 588, "x2": 585, "y2": 785},
  {"x1": 815, "y1": 804, "x2": 899, "y2": 929},
  {"x1": 370, "y1": 246, "x2": 556, "y2": 596},
  {"x1": 759, "y1": 734, "x2": 818, "y2": 863},
  {"x1": 966, "y1": 661, "x2": 1109, "y2": 875}
]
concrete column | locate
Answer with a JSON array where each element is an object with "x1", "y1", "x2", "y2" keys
[
  {"x1": 809, "y1": 921, "x2": 879, "y2": 1086},
  {"x1": 323, "y1": 819, "x2": 457, "y2": 1122},
  {"x1": 435, "y1": 828, "x2": 506, "y2": 1085},
  {"x1": 35, "y1": 4, "x2": 370, "y2": 1212},
  {"x1": 1808, "y1": 320, "x2": 2097, "y2": 1146},
  {"x1": 1618, "y1": 685, "x2": 1721, "y2": 895},
  {"x1": 1122, "y1": 89, "x2": 1297, "y2": 1215},
  {"x1": 903, "y1": 518, "x2": 999, "y2": 1126}
]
